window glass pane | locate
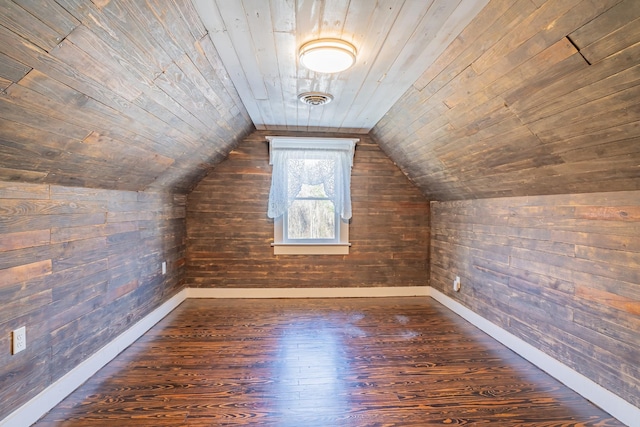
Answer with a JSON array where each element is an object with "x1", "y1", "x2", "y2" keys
[{"x1": 287, "y1": 199, "x2": 335, "y2": 239}]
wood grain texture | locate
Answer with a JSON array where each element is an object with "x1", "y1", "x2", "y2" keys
[
  {"x1": 372, "y1": 0, "x2": 640, "y2": 201},
  {"x1": 0, "y1": 181, "x2": 187, "y2": 421},
  {"x1": 186, "y1": 130, "x2": 430, "y2": 289},
  {"x1": 194, "y1": 0, "x2": 488, "y2": 133},
  {"x1": 2, "y1": 0, "x2": 639, "y2": 204},
  {"x1": 0, "y1": 0, "x2": 252, "y2": 193},
  {"x1": 34, "y1": 298, "x2": 622, "y2": 426},
  {"x1": 430, "y1": 190, "x2": 640, "y2": 409}
]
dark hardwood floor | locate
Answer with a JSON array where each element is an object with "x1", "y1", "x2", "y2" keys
[{"x1": 34, "y1": 297, "x2": 623, "y2": 426}]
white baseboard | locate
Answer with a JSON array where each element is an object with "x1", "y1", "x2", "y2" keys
[
  {"x1": 0, "y1": 289, "x2": 188, "y2": 427},
  {"x1": 187, "y1": 286, "x2": 431, "y2": 299},
  {"x1": 429, "y1": 287, "x2": 638, "y2": 427},
  {"x1": 3, "y1": 286, "x2": 637, "y2": 427}
]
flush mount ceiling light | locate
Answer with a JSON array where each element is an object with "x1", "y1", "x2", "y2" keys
[{"x1": 299, "y1": 39, "x2": 357, "y2": 73}]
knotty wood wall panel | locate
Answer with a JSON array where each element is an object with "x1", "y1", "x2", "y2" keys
[
  {"x1": 430, "y1": 190, "x2": 640, "y2": 408},
  {"x1": 0, "y1": 181, "x2": 186, "y2": 420},
  {"x1": 372, "y1": 0, "x2": 640, "y2": 201},
  {"x1": 186, "y1": 131, "x2": 430, "y2": 289},
  {"x1": 0, "y1": 0, "x2": 252, "y2": 193}
]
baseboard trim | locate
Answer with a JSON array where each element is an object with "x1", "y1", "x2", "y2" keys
[
  {"x1": 0, "y1": 289, "x2": 188, "y2": 427},
  {"x1": 187, "y1": 286, "x2": 431, "y2": 299},
  {"x1": 3, "y1": 286, "x2": 637, "y2": 427},
  {"x1": 429, "y1": 287, "x2": 638, "y2": 427}
]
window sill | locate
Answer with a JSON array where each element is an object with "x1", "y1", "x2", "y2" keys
[{"x1": 271, "y1": 243, "x2": 351, "y2": 255}]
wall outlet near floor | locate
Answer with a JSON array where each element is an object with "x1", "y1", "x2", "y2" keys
[
  {"x1": 453, "y1": 276, "x2": 461, "y2": 292},
  {"x1": 12, "y1": 326, "x2": 26, "y2": 354},
  {"x1": 161, "y1": 261, "x2": 167, "y2": 275}
]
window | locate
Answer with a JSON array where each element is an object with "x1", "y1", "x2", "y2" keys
[
  {"x1": 267, "y1": 136, "x2": 358, "y2": 255},
  {"x1": 285, "y1": 169, "x2": 338, "y2": 243}
]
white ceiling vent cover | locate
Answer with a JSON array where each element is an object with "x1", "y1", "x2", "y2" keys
[{"x1": 298, "y1": 92, "x2": 334, "y2": 106}]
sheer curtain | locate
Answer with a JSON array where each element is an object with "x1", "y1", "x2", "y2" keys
[{"x1": 267, "y1": 137, "x2": 357, "y2": 220}]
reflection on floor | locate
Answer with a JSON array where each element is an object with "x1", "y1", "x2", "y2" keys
[{"x1": 34, "y1": 297, "x2": 623, "y2": 426}]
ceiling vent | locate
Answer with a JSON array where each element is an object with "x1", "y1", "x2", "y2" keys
[{"x1": 298, "y1": 92, "x2": 333, "y2": 106}]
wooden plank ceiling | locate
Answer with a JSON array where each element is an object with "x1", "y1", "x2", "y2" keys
[
  {"x1": 0, "y1": 0, "x2": 253, "y2": 193},
  {"x1": 192, "y1": 0, "x2": 489, "y2": 133},
  {"x1": 372, "y1": 0, "x2": 640, "y2": 200},
  {"x1": 0, "y1": 0, "x2": 639, "y2": 200}
]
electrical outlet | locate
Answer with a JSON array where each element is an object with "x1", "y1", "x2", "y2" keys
[
  {"x1": 453, "y1": 276, "x2": 461, "y2": 292},
  {"x1": 161, "y1": 261, "x2": 167, "y2": 275},
  {"x1": 12, "y1": 326, "x2": 26, "y2": 354}
]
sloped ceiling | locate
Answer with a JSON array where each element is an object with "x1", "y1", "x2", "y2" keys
[
  {"x1": 0, "y1": 0, "x2": 638, "y2": 200},
  {"x1": 0, "y1": 0, "x2": 253, "y2": 193},
  {"x1": 372, "y1": 0, "x2": 640, "y2": 200}
]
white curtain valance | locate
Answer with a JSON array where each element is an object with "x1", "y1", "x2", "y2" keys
[{"x1": 266, "y1": 137, "x2": 358, "y2": 220}]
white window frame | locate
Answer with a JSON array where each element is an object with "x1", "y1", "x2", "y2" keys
[{"x1": 267, "y1": 136, "x2": 357, "y2": 255}]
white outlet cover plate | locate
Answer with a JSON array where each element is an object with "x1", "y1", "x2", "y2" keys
[{"x1": 13, "y1": 326, "x2": 26, "y2": 354}]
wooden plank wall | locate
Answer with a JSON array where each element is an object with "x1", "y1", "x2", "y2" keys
[
  {"x1": 371, "y1": 0, "x2": 640, "y2": 201},
  {"x1": 186, "y1": 131, "x2": 430, "y2": 288},
  {"x1": 0, "y1": 0, "x2": 252, "y2": 193},
  {"x1": 430, "y1": 191, "x2": 640, "y2": 408},
  {"x1": 0, "y1": 181, "x2": 186, "y2": 420}
]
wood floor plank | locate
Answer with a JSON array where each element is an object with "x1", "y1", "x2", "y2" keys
[{"x1": 33, "y1": 298, "x2": 623, "y2": 426}]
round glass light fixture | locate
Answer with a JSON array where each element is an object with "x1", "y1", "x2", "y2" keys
[{"x1": 299, "y1": 39, "x2": 357, "y2": 73}]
